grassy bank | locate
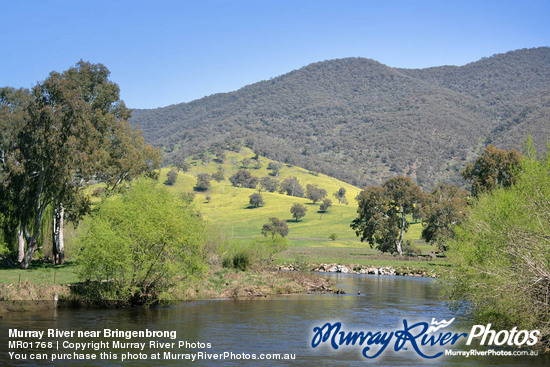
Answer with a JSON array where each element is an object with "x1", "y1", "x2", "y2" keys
[{"x1": 0, "y1": 262, "x2": 334, "y2": 312}]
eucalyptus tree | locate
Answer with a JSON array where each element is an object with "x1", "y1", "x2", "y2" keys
[
  {"x1": 0, "y1": 87, "x2": 31, "y2": 264},
  {"x1": 382, "y1": 176, "x2": 424, "y2": 256},
  {"x1": 1, "y1": 61, "x2": 160, "y2": 268},
  {"x1": 351, "y1": 177, "x2": 424, "y2": 256},
  {"x1": 290, "y1": 203, "x2": 307, "y2": 221},
  {"x1": 334, "y1": 187, "x2": 348, "y2": 204},
  {"x1": 421, "y1": 183, "x2": 468, "y2": 251},
  {"x1": 306, "y1": 184, "x2": 327, "y2": 204},
  {"x1": 461, "y1": 145, "x2": 521, "y2": 197}
]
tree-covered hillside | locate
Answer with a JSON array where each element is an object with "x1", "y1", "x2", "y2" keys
[{"x1": 130, "y1": 47, "x2": 550, "y2": 188}]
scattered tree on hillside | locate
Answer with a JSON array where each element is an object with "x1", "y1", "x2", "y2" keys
[
  {"x1": 211, "y1": 147, "x2": 226, "y2": 163},
  {"x1": 212, "y1": 170, "x2": 225, "y2": 182},
  {"x1": 267, "y1": 162, "x2": 282, "y2": 176},
  {"x1": 421, "y1": 183, "x2": 468, "y2": 251},
  {"x1": 249, "y1": 193, "x2": 264, "y2": 208},
  {"x1": 165, "y1": 169, "x2": 178, "y2": 185},
  {"x1": 259, "y1": 176, "x2": 279, "y2": 192},
  {"x1": 461, "y1": 144, "x2": 522, "y2": 197},
  {"x1": 306, "y1": 184, "x2": 327, "y2": 203},
  {"x1": 173, "y1": 152, "x2": 190, "y2": 172},
  {"x1": 229, "y1": 169, "x2": 258, "y2": 189},
  {"x1": 290, "y1": 203, "x2": 307, "y2": 221},
  {"x1": 181, "y1": 192, "x2": 196, "y2": 204},
  {"x1": 196, "y1": 151, "x2": 211, "y2": 165},
  {"x1": 279, "y1": 177, "x2": 305, "y2": 197},
  {"x1": 319, "y1": 198, "x2": 332, "y2": 212},
  {"x1": 261, "y1": 217, "x2": 289, "y2": 238},
  {"x1": 194, "y1": 173, "x2": 211, "y2": 191},
  {"x1": 334, "y1": 187, "x2": 348, "y2": 204},
  {"x1": 412, "y1": 203, "x2": 422, "y2": 223},
  {"x1": 241, "y1": 158, "x2": 252, "y2": 169}
]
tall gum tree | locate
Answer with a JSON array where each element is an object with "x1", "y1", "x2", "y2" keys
[
  {"x1": 0, "y1": 87, "x2": 31, "y2": 265},
  {"x1": 352, "y1": 177, "x2": 424, "y2": 256},
  {"x1": 1, "y1": 62, "x2": 160, "y2": 268},
  {"x1": 382, "y1": 176, "x2": 424, "y2": 256}
]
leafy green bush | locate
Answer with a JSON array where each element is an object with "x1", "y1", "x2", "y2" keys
[
  {"x1": 444, "y1": 141, "x2": 550, "y2": 340},
  {"x1": 221, "y1": 252, "x2": 250, "y2": 271},
  {"x1": 77, "y1": 179, "x2": 206, "y2": 305},
  {"x1": 232, "y1": 252, "x2": 250, "y2": 271}
]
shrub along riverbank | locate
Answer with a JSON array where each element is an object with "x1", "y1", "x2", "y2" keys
[{"x1": 0, "y1": 263, "x2": 333, "y2": 312}]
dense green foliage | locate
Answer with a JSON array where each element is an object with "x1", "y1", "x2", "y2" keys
[
  {"x1": 77, "y1": 179, "x2": 206, "y2": 305},
  {"x1": 131, "y1": 48, "x2": 550, "y2": 188},
  {"x1": 461, "y1": 145, "x2": 521, "y2": 197},
  {"x1": 212, "y1": 170, "x2": 225, "y2": 182},
  {"x1": 421, "y1": 184, "x2": 468, "y2": 251},
  {"x1": 444, "y1": 144, "x2": 550, "y2": 340},
  {"x1": 351, "y1": 177, "x2": 424, "y2": 255}
]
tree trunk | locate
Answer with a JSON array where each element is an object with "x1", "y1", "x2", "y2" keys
[
  {"x1": 52, "y1": 212, "x2": 58, "y2": 264},
  {"x1": 52, "y1": 203, "x2": 65, "y2": 265},
  {"x1": 20, "y1": 239, "x2": 37, "y2": 269},
  {"x1": 396, "y1": 210, "x2": 405, "y2": 256},
  {"x1": 19, "y1": 166, "x2": 47, "y2": 269},
  {"x1": 18, "y1": 227, "x2": 25, "y2": 263}
]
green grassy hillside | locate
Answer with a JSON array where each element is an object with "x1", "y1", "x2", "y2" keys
[
  {"x1": 161, "y1": 148, "x2": 360, "y2": 239},
  {"x1": 158, "y1": 148, "x2": 438, "y2": 265}
]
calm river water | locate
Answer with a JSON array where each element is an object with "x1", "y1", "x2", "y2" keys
[{"x1": 2, "y1": 274, "x2": 548, "y2": 366}]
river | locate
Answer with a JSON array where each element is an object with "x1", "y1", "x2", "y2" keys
[{"x1": 1, "y1": 274, "x2": 548, "y2": 366}]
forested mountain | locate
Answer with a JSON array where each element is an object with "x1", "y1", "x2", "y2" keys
[{"x1": 130, "y1": 47, "x2": 550, "y2": 188}]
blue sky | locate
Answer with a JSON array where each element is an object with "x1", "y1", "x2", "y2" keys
[{"x1": 1, "y1": 0, "x2": 549, "y2": 109}]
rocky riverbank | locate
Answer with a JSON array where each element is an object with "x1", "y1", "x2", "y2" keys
[{"x1": 278, "y1": 263, "x2": 437, "y2": 278}]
